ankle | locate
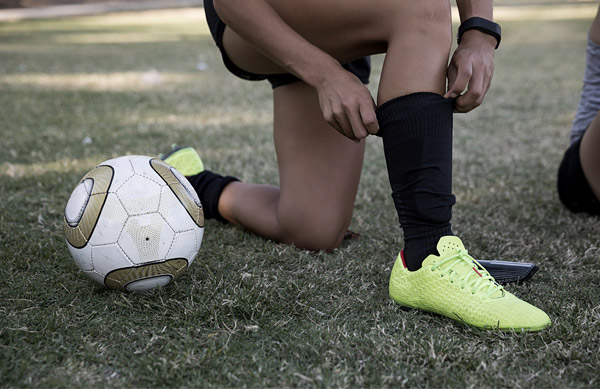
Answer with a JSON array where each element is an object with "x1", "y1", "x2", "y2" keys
[
  {"x1": 403, "y1": 225, "x2": 453, "y2": 271},
  {"x1": 186, "y1": 171, "x2": 239, "y2": 223},
  {"x1": 217, "y1": 180, "x2": 241, "y2": 224}
]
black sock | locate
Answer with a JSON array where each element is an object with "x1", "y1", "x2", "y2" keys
[
  {"x1": 376, "y1": 92, "x2": 455, "y2": 270},
  {"x1": 186, "y1": 171, "x2": 238, "y2": 223}
]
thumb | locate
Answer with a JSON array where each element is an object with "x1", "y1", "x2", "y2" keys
[{"x1": 445, "y1": 63, "x2": 472, "y2": 99}]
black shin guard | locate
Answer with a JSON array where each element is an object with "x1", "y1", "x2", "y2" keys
[
  {"x1": 376, "y1": 92, "x2": 455, "y2": 270},
  {"x1": 186, "y1": 171, "x2": 238, "y2": 223}
]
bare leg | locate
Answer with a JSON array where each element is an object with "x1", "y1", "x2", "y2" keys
[
  {"x1": 589, "y1": 4, "x2": 600, "y2": 44},
  {"x1": 219, "y1": 82, "x2": 364, "y2": 251},
  {"x1": 580, "y1": 110, "x2": 600, "y2": 200},
  {"x1": 377, "y1": 2, "x2": 451, "y2": 103},
  {"x1": 578, "y1": 4, "x2": 600, "y2": 200}
]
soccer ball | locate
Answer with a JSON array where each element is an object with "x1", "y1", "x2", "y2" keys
[{"x1": 63, "y1": 155, "x2": 204, "y2": 292}]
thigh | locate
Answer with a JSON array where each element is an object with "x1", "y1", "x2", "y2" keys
[
  {"x1": 220, "y1": 0, "x2": 452, "y2": 101},
  {"x1": 273, "y1": 81, "x2": 365, "y2": 247},
  {"x1": 219, "y1": 0, "x2": 402, "y2": 76}
]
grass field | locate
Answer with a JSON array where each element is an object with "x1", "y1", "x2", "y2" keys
[{"x1": 1, "y1": 2, "x2": 599, "y2": 387}]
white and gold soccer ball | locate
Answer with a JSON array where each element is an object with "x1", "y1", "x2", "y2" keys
[{"x1": 63, "y1": 155, "x2": 204, "y2": 292}]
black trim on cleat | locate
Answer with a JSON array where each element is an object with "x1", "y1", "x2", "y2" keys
[{"x1": 477, "y1": 259, "x2": 539, "y2": 284}]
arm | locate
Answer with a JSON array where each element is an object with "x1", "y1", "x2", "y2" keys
[
  {"x1": 213, "y1": 0, "x2": 378, "y2": 140},
  {"x1": 445, "y1": 0, "x2": 498, "y2": 113}
]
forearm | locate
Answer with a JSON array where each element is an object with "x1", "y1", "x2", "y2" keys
[
  {"x1": 455, "y1": 0, "x2": 493, "y2": 22},
  {"x1": 455, "y1": 0, "x2": 497, "y2": 48},
  {"x1": 213, "y1": 0, "x2": 341, "y2": 87}
]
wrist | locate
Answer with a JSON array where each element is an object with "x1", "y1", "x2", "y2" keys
[
  {"x1": 459, "y1": 29, "x2": 498, "y2": 50},
  {"x1": 300, "y1": 56, "x2": 344, "y2": 88}
]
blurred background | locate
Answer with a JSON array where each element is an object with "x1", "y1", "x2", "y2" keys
[{"x1": 0, "y1": 0, "x2": 201, "y2": 8}]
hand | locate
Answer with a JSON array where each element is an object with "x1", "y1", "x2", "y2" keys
[
  {"x1": 444, "y1": 30, "x2": 496, "y2": 113},
  {"x1": 315, "y1": 67, "x2": 379, "y2": 141}
]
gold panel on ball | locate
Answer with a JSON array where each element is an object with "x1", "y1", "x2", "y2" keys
[
  {"x1": 150, "y1": 158, "x2": 204, "y2": 228},
  {"x1": 64, "y1": 165, "x2": 114, "y2": 248},
  {"x1": 104, "y1": 258, "x2": 189, "y2": 291}
]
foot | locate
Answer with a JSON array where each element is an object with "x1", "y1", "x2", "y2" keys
[
  {"x1": 389, "y1": 236, "x2": 551, "y2": 331},
  {"x1": 159, "y1": 144, "x2": 204, "y2": 176}
]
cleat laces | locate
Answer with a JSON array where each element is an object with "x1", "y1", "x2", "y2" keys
[{"x1": 431, "y1": 249, "x2": 504, "y2": 299}]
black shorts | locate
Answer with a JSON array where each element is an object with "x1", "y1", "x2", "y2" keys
[
  {"x1": 203, "y1": 0, "x2": 371, "y2": 89},
  {"x1": 557, "y1": 137, "x2": 600, "y2": 215}
]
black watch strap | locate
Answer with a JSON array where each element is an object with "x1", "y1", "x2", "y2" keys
[{"x1": 457, "y1": 17, "x2": 501, "y2": 49}]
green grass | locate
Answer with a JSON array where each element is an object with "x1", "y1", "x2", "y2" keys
[{"x1": 1, "y1": 4, "x2": 599, "y2": 387}]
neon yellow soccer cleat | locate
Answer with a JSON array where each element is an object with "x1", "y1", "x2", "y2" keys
[
  {"x1": 389, "y1": 236, "x2": 551, "y2": 331},
  {"x1": 159, "y1": 144, "x2": 204, "y2": 177}
]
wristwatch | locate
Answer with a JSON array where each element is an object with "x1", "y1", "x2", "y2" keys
[{"x1": 457, "y1": 17, "x2": 501, "y2": 49}]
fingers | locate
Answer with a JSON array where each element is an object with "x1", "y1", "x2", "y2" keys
[
  {"x1": 445, "y1": 36, "x2": 496, "y2": 113},
  {"x1": 360, "y1": 102, "x2": 379, "y2": 135},
  {"x1": 340, "y1": 100, "x2": 378, "y2": 140},
  {"x1": 454, "y1": 66, "x2": 483, "y2": 113},
  {"x1": 317, "y1": 71, "x2": 379, "y2": 141},
  {"x1": 444, "y1": 63, "x2": 470, "y2": 100},
  {"x1": 454, "y1": 67, "x2": 494, "y2": 113},
  {"x1": 323, "y1": 104, "x2": 360, "y2": 142},
  {"x1": 444, "y1": 64, "x2": 458, "y2": 99},
  {"x1": 347, "y1": 110, "x2": 368, "y2": 140},
  {"x1": 333, "y1": 109, "x2": 359, "y2": 141},
  {"x1": 445, "y1": 58, "x2": 494, "y2": 113},
  {"x1": 323, "y1": 94, "x2": 378, "y2": 141}
]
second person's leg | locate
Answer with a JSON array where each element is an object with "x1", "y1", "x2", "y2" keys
[{"x1": 578, "y1": 4, "x2": 600, "y2": 203}]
